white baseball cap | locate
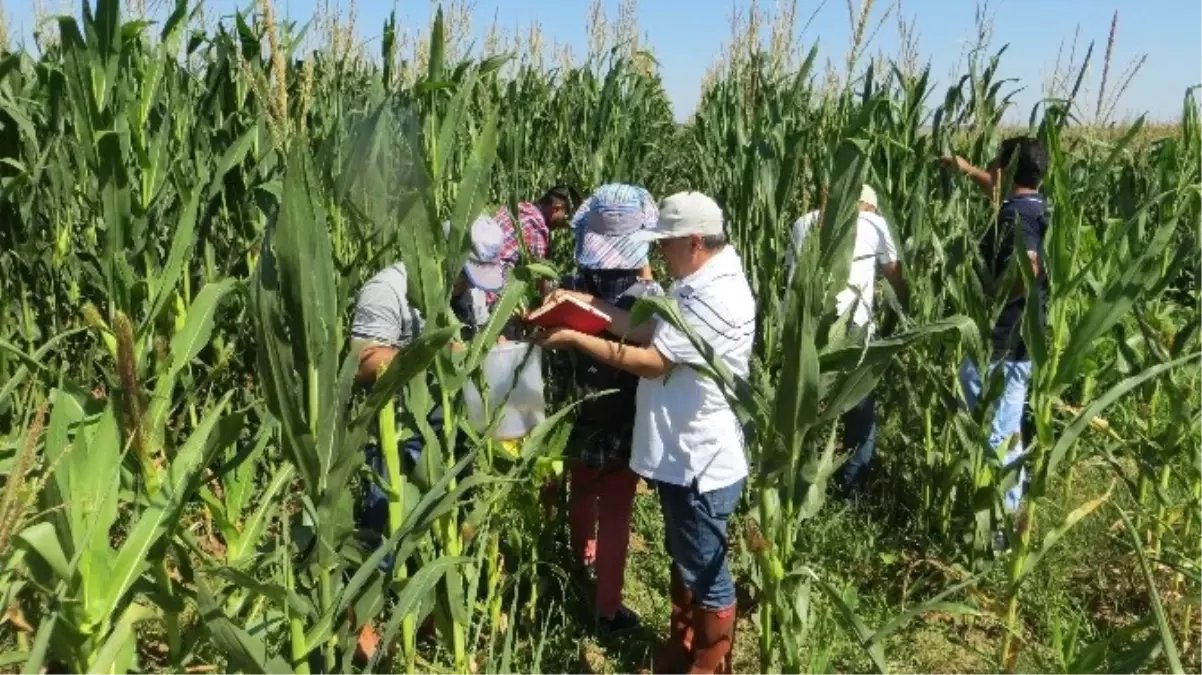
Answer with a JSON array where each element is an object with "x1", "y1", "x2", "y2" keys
[
  {"x1": 442, "y1": 215, "x2": 507, "y2": 292},
  {"x1": 860, "y1": 184, "x2": 878, "y2": 209},
  {"x1": 629, "y1": 191, "x2": 724, "y2": 242}
]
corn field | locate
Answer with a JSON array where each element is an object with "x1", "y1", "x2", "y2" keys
[{"x1": 0, "y1": 0, "x2": 1199, "y2": 673}]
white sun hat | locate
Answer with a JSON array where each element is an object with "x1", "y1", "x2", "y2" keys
[
  {"x1": 442, "y1": 215, "x2": 508, "y2": 292},
  {"x1": 860, "y1": 184, "x2": 878, "y2": 209}
]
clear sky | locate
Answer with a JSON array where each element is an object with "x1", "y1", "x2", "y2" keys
[{"x1": 4, "y1": 0, "x2": 1199, "y2": 123}]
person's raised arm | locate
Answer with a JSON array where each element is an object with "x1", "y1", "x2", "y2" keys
[{"x1": 941, "y1": 154, "x2": 995, "y2": 198}]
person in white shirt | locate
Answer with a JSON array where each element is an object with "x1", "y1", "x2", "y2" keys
[
  {"x1": 787, "y1": 185, "x2": 907, "y2": 496},
  {"x1": 531, "y1": 191, "x2": 755, "y2": 674}
]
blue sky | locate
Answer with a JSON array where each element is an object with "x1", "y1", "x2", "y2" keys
[{"x1": 5, "y1": 0, "x2": 1199, "y2": 123}]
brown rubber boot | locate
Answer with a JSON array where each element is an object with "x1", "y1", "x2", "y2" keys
[
  {"x1": 687, "y1": 603, "x2": 736, "y2": 674},
  {"x1": 653, "y1": 571, "x2": 694, "y2": 673}
]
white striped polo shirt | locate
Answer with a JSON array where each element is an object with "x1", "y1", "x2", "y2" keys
[{"x1": 630, "y1": 244, "x2": 756, "y2": 493}]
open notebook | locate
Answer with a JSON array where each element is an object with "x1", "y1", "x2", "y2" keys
[{"x1": 523, "y1": 295, "x2": 612, "y2": 334}]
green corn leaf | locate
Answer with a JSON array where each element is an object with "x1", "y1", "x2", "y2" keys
[
  {"x1": 427, "y1": 7, "x2": 445, "y2": 82},
  {"x1": 333, "y1": 99, "x2": 390, "y2": 202},
  {"x1": 167, "y1": 278, "x2": 241, "y2": 372},
  {"x1": 868, "y1": 574, "x2": 983, "y2": 645},
  {"x1": 144, "y1": 279, "x2": 239, "y2": 450},
  {"x1": 71, "y1": 406, "x2": 121, "y2": 629},
  {"x1": 804, "y1": 567, "x2": 889, "y2": 673},
  {"x1": 138, "y1": 183, "x2": 202, "y2": 343},
  {"x1": 13, "y1": 522, "x2": 71, "y2": 582},
  {"x1": 365, "y1": 556, "x2": 470, "y2": 673},
  {"x1": 330, "y1": 449, "x2": 482, "y2": 626},
  {"x1": 207, "y1": 126, "x2": 259, "y2": 204},
  {"x1": 227, "y1": 463, "x2": 295, "y2": 565},
  {"x1": 445, "y1": 109, "x2": 501, "y2": 287},
  {"x1": 220, "y1": 420, "x2": 276, "y2": 526},
  {"x1": 0, "y1": 329, "x2": 87, "y2": 407},
  {"x1": 85, "y1": 602, "x2": 158, "y2": 675},
  {"x1": 20, "y1": 609, "x2": 57, "y2": 675},
  {"x1": 210, "y1": 567, "x2": 316, "y2": 618},
  {"x1": 0, "y1": 652, "x2": 28, "y2": 669},
  {"x1": 1114, "y1": 505, "x2": 1186, "y2": 674},
  {"x1": 432, "y1": 69, "x2": 478, "y2": 182},
  {"x1": 197, "y1": 577, "x2": 294, "y2": 674},
  {"x1": 99, "y1": 394, "x2": 238, "y2": 628},
  {"x1": 1053, "y1": 215, "x2": 1178, "y2": 390},
  {"x1": 1043, "y1": 353, "x2": 1198, "y2": 488}
]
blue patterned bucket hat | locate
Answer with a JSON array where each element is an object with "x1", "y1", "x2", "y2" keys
[{"x1": 571, "y1": 183, "x2": 658, "y2": 270}]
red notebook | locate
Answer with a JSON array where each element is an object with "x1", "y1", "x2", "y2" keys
[{"x1": 524, "y1": 296, "x2": 612, "y2": 334}]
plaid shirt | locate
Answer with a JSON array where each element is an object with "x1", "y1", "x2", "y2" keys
[
  {"x1": 495, "y1": 202, "x2": 550, "y2": 265},
  {"x1": 561, "y1": 270, "x2": 646, "y2": 467},
  {"x1": 489, "y1": 202, "x2": 550, "y2": 303}
]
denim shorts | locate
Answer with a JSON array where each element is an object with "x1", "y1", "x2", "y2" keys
[
  {"x1": 655, "y1": 478, "x2": 744, "y2": 610},
  {"x1": 959, "y1": 358, "x2": 1032, "y2": 512}
]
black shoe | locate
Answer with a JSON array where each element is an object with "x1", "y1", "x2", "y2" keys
[
  {"x1": 571, "y1": 561, "x2": 597, "y2": 591},
  {"x1": 598, "y1": 605, "x2": 641, "y2": 635},
  {"x1": 990, "y1": 529, "x2": 1011, "y2": 554}
]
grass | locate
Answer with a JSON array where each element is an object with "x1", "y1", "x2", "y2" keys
[
  {"x1": 1, "y1": 0, "x2": 1197, "y2": 671},
  {"x1": 498, "y1": 378, "x2": 1200, "y2": 675}
]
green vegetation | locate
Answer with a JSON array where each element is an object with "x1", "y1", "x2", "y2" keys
[{"x1": 1, "y1": 0, "x2": 1198, "y2": 673}]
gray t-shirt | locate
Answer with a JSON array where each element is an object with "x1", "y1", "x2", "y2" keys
[
  {"x1": 351, "y1": 262, "x2": 491, "y2": 350},
  {"x1": 351, "y1": 263, "x2": 425, "y2": 348}
]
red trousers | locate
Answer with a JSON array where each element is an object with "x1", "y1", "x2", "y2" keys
[{"x1": 568, "y1": 463, "x2": 639, "y2": 619}]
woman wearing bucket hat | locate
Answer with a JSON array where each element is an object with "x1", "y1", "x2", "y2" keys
[
  {"x1": 546, "y1": 183, "x2": 663, "y2": 634},
  {"x1": 533, "y1": 191, "x2": 755, "y2": 673}
]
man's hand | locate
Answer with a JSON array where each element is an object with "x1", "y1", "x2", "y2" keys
[
  {"x1": 940, "y1": 153, "x2": 995, "y2": 197},
  {"x1": 531, "y1": 326, "x2": 581, "y2": 351},
  {"x1": 939, "y1": 154, "x2": 970, "y2": 172}
]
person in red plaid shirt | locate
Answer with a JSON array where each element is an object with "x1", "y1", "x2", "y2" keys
[{"x1": 491, "y1": 185, "x2": 581, "y2": 299}]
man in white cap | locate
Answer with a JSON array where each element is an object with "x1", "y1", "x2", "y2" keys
[
  {"x1": 786, "y1": 185, "x2": 907, "y2": 496},
  {"x1": 353, "y1": 213, "x2": 510, "y2": 386},
  {"x1": 533, "y1": 191, "x2": 755, "y2": 674}
]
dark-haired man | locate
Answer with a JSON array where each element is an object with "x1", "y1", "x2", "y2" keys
[
  {"x1": 942, "y1": 136, "x2": 1049, "y2": 520},
  {"x1": 493, "y1": 185, "x2": 582, "y2": 297}
]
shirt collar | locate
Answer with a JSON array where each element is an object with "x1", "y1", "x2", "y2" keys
[
  {"x1": 519, "y1": 202, "x2": 547, "y2": 225},
  {"x1": 1003, "y1": 193, "x2": 1044, "y2": 206},
  {"x1": 672, "y1": 245, "x2": 742, "y2": 294}
]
